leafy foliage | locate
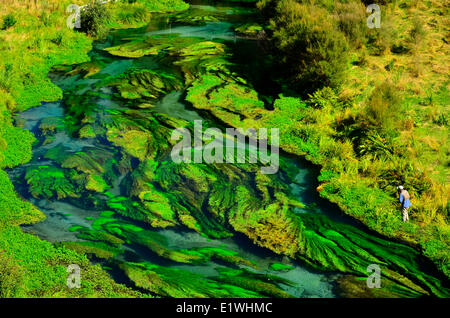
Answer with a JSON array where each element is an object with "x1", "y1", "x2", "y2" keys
[
  {"x1": 261, "y1": 0, "x2": 349, "y2": 92},
  {"x1": 1, "y1": 14, "x2": 17, "y2": 30},
  {"x1": 79, "y1": 1, "x2": 112, "y2": 37}
]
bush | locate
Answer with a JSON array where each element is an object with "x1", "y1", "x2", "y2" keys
[
  {"x1": 410, "y1": 16, "x2": 425, "y2": 45},
  {"x1": 266, "y1": 0, "x2": 349, "y2": 92},
  {"x1": 364, "y1": 80, "x2": 403, "y2": 132},
  {"x1": 307, "y1": 86, "x2": 343, "y2": 109},
  {"x1": 366, "y1": 15, "x2": 397, "y2": 55},
  {"x1": 1, "y1": 14, "x2": 17, "y2": 30},
  {"x1": 79, "y1": 1, "x2": 111, "y2": 37}
]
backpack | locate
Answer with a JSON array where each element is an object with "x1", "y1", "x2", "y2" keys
[{"x1": 401, "y1": 190, "x2": 410, "y2": 200}]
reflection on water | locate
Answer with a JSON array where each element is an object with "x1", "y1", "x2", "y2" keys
[
  {"x1": 147, "y1": 22, "x2": 236, "y2": 41},
  {"x1": 153, "y1": 91, "x2": 203, "y2": 121}
]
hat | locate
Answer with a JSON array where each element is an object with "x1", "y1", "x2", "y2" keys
[{"x1": 397, "y1": 185, "x2": 404, "y2": 190}]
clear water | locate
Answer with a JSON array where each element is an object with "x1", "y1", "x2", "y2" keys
[{"x1": 7, "y1": 1, "x2": 449, "y2": 298}]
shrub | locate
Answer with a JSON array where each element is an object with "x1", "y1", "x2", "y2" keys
[
  {"x1": 357, "y1": 131, "x2": 396, "y2": 159},
  {"x1": 307, "y1": 86, "x2": 343, "y2": 109},
  {"x1": 267, "y1": 0, "x2": 349, "y2": 92},
  {"x1": 364, "y1": 80, "x2": 403, "y2": 132},
  {"x1": 79, "y1": 1, "x2": 111, "y2": 37},
  {"x1": 366, "y1": 15, "x2": 397, "y2": 55},
  {"x1": 0, "y1": 63, "x2": 13, "y2": 92},
  {"x1": 410, "y1": 16, "x2": 425, "y2": 45},
  {"x1": 1, "y1": 14, "x2": 17, "y2": 30}
]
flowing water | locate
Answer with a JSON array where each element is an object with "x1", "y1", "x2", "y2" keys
[{"x1": 8, "y1": 1, "x2": 449, "y2": 298}]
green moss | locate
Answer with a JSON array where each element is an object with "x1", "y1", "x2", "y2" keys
[
  {"x1": 91, "y1": 217, "x2": 119, "y2": 231},
  {"x1": 24, "y1": 166, "x2": 80, "y2": 200},
  {"x1": 105, "y1": 68, "x2": 182, "y2": 104},
  {"x1": 85, "y1": 174, "x2": 109, "y2": 193},
  {"x1": 336, "y1": 275, "x2": 423, "y2": 298},
  {"x1": 75, "y1": 229, "x2": 125, "y2": 250},
  {"x1": 38, "y1": 117, "x2": 65, "y2": 135},
  {"x1": 229, "y1": 187, "x2": 304, "y2": 257},
  {"x1": 105, "y1": 39, "x2": 164, "y2": 58},
  {"x1": 59, "y1": 241, "x2": 122, "y2": 260},
  {"x1": 119, "y1": 261, "x2": 264, "y2": 298},
  {"x1": 120, "y1": 229, "x2": 205, "y2": 264},
  {"x1": 234, "y1": 23, "x2": 263, "y2": 36},
  {"x1": 295, "y1": 213, "x2": 449, "y2": 297},
  {"x1": 100, "y1": 211, "x2": 116, "y2": 218},
  {"x1": 79, "y1": 125, "x2": 97, "y2": 138},
  {"x1": 106, "y1": 128, "x2": 152, "y2": 161},
  {"x1": 171, "y1": 6, "x2": 233, "y2": 25},
  {"x1": 214, "y1": 267, "x2": 294, "y2": 298},
  {"x1": 68, "y1": 225, "x2": 84, "y2": 232},
  {"x1": 0, "y1": 125, "x2": 35, "y2": 169},
  {"x1": 181, "y1": 247, "x2": 257, "y2": 268},
  {"x1": 269, "y1": 263, "x2": 294, "y2": 272}
]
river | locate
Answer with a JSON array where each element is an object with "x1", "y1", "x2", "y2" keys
[{"x1": 7, "y1": 1, "x2": 449, "y2": 298}]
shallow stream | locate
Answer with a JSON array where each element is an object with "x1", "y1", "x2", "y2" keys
[{"x1": 8, "y1": 1, "x2": 449, "y2": 298}]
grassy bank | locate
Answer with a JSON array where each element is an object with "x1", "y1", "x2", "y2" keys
[{"x1": 0, "y1": 0, "x2": 187, "y2": 297}]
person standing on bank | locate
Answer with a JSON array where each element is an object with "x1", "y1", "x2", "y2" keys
[{"x1": 397, "y1": 186, "x2": 411, "y2": 222}]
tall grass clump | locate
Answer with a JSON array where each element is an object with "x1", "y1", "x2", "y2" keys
[
  {"x1": 333, "y1": 1, "x2": 367, "y2": 48},
  {"x1": 1, "y1": 14, "x2": 17, "y2": 30},
  {"x1": 364, "y1": 80, "x2": 403, "y2": 133},
  {"x1": 116, "y1": 4, "x2": 149, "y2": 24}
]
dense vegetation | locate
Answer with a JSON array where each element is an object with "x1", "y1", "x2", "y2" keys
[
  {"x1": 0, "y1": 0, "x2": 448, "y2": 298},
  {"x1": 255, "y1": 0, "x2": 449, "y2": 275}
]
